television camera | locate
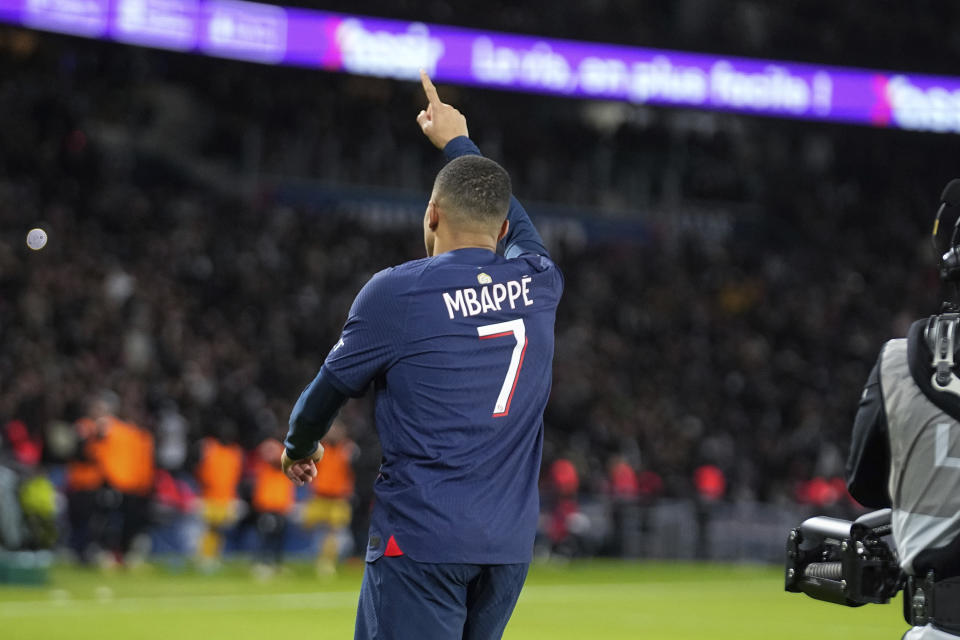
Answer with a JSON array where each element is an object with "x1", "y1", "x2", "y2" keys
[
  {"x1": 784, "y1": 509, "x2": 960, "y2": 632},
  {"x1": 785, "y1": 508, "x2": 902, "y2": 607}
]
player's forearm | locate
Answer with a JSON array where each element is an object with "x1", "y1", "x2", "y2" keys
[
  {"x1": 284, "y1": 366, "x2": 348, "y2": 460},
  {"x1": 443, "y1": 136, "x2": 550, "y2": 258}
]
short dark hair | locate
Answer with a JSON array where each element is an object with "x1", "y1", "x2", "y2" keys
[{"x1": 433, "y1": 155, "x2": 512, "y2": 227}]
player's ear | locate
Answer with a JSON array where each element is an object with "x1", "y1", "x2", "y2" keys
[
  {"x1": 427, "y1": 201, "x2": 440, "y2": 231},
  {"x1": 497, "y1": 218, "x2": 509, "y2": 242}
]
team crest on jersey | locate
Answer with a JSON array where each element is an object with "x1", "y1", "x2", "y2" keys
[{"x1": 477, "y1": 272, "x2": 492, "y2": 285}]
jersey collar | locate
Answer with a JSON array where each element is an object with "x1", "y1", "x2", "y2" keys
[{"x1": 436, "y1": 247, "x2": 500, "y2": 264}]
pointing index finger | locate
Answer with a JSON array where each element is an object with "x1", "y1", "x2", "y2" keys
[{"x1": 420, "y1": 69, "x2": 441, "y2": 106}]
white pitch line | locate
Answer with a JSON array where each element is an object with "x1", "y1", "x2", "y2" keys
[
  {"x1": 0, "y1": 590, "x2": 359, "y2": 616},
  {"x1": 0, "y1": 581, "x2": 668, "y2": 617}
]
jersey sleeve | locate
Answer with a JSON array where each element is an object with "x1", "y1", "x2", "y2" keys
[
  {"x1": 284, "y1": 366, "x2": 348, "y2": 460},
  {"x1": 845, "y1": 355, "x2": 893, "y2": 509},
  {"x1": 322, "y1": 268, "x2": 408, "y2": 397},
  {"x1": 443, "y1": 136, "x2": 550, "y2": 259}
]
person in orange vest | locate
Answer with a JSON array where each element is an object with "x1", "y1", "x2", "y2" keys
[
  {"x1": 192, "y1": 420, "x2": 244, "y2": 569},
  {"x1": 66, "y1": 394, "x2": 111, "y2": 564},
  {"x1": 300, "y1": 419, "x2": 357, "y2": 575},
  {"x1": 93, "y1": 393, "x2": 156, "y2": 565},
  {"x1": 251, "y1": 438, "x2": 294, "y2": 576}
]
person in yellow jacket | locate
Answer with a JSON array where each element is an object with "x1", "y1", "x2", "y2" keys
[
  {"x1": 300, "y1": 419, "x2": 357, "y2": 575},
  {"x1": 251, "y1": 438, "x2": 294, "y2": 576}
]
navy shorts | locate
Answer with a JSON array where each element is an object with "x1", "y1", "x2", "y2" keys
[{"x1": 354, "y1": 554, "x2": 529, "y2": 640}]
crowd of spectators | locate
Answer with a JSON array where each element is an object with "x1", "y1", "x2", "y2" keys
[{"x1": 0, "y1": 15, "x2": 956, "y2": 557}]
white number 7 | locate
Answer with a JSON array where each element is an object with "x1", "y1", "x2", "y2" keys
[{"x1": 477, "y1": 319, "x2": 528, "y2": 417}]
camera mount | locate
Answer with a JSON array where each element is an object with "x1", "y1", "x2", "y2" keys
[{"x1": 784, "y1": 509, "x2": 903, "y2": 606}]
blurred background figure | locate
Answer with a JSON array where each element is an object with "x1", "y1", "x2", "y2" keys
[
  {"x1": 542, "y1": 457, "x2": 583, "y2": 557},
  {"x1": 605, "y1": 455, "x2": 640, "y2": 556},
  {"x1": 192, "y1": 419, "x2": 244, "y2": 570},
  {"x1": 82, "y1": 391, "x2": 156, "y2": 567},
  {"x1": 65, "y1": 410, "x2": 106, "y2": 563},
  {"x1": 0, "y1": 419, "x2": 55, "y2": 553},
  {"x1": 300, "y1": 419, "x2": 357, "y2": 575},
  {"x1": 18, "y1": 467, "x2": 57, "y2": 551},
  {"x1": 250, "y1": 438, "x2": 294, "y2": 578},
  {"x1": 693, "y1": 464, "x2": 727, "y2": 559}
]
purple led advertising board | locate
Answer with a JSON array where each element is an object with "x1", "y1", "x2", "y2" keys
[{"x1": 1, "y1": 0, "x2": 959, "y2": 133}]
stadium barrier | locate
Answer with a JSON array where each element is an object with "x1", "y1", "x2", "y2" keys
[{"x1": 546, "y1": 495, "x2": 833, "y2": 563}]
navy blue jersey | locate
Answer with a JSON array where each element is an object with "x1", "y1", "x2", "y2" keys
[
  {"x1": 287, "y1": 137, "x2": 562, "y2": 564},
  {"x1": 325, "y1": 247, "x2": 561, "y2": 563}
]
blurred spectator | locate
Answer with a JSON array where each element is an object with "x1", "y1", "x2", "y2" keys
[
  {"x1": 795, "y1": 476, "x2": 851, "y2": 512},
  {"x1": 694, "y1": 465, "x2": 727, "y2": 502},
  {"x1": 66, "y1": 406, "x2": 107, "y2": 563},
  {"x1": 608, "y1": 457, "x2": 641, "y2": 500},
  {"x1": 71, "y1": 391, "x2": 155, "y2": 566},
  {"x1": 693, "y1": 464, "x2": 728, "y2": 559},
  {"x1": 251, "y1": 438, "x2": 294, "y2": 575},
  {"x1": 543, "y1": 458, "x2": 584, "y2": 555},
  {"x1": 605, "y1": 456, "x2": 639, "y2": 555},
  {"x1": 0, "y1": 420, "x2": 55, "y2": 552},
  {"x1": 4, "y1": 421, "x2": 41, "y2": 466},
  {"x1": 155, "y1": 401, "x2": 189, "y2": 473},
  {"x1": 150, "y1": 467, "x2": 196, "y2": 555},
  {"x1": 193, "y1": 420, "x2": 244, "y2": 569},
  {"x1": 636, "y1": 470, "x2": 664, "y2": 501},
  {"x1": 300, "y1": 419, "x2": 357, "y2": 575},
  {"x1": 18, "y1": 472, "x2": 57, "y2": 549}
]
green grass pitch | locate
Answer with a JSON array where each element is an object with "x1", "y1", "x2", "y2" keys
[{"x1": 0, "y1": 560, "x2": 902, "y2": 639}]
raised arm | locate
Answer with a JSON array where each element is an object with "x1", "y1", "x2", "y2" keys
[{"x1": 416, "y1": 71, "x2": 549, "y2": 259}]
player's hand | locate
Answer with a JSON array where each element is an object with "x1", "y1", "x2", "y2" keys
[
  {"x1": 281, "y1": 445, "x2": 324, "y2": 487},
  {"x1": 416, "y1": 70, "x2": 468, "y2": 150}
]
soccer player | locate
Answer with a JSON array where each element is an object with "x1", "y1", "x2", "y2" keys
[{"x1": 282, "y1": 71, "x2": 563, "y2": 639}]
